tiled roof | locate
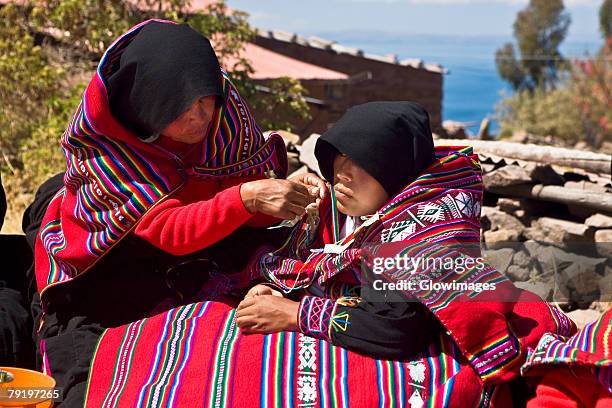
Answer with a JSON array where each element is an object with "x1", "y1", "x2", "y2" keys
[
  {"x1": 222, "y1": 42, "x2": 348, "y2": 80},
  {"x1": 257, "y1": 28, "x2": 446, "y2": 74}
]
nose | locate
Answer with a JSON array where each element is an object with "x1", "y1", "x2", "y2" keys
[{"x1": 335, "y1": 159, "x2": 352, "y2": 183}]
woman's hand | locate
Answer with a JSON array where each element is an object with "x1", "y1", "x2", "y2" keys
[
  {"x1": 244, "y1": 284, "x2": 283, "y2": 299},
  {"x1": 240, "y1": 179, "x2": 316, "y2": 220},
  {"x1": 288, "y1": 172, "x2": 327, "y2": 201},
  {"x1": 235, "y1": 295, "x2": 300, "y2": 334}
]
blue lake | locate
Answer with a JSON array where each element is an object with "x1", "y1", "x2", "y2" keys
[{"x1": 316, "y1": 32, "x2": 601, "y2": 134}]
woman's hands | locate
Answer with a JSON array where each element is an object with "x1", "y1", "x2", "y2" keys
[
  {"x1": 244, "y1": 283, "x2": 283, "y2": 298},
  {"x1": 288, "y1": 172, "x2": 327, "y2": 202},
  {"x1": 240, "y1": 179, "x2": 313, "y2": 220},
  {"x1": 236, "y1": 284, "x2": 300, "y2": 334},
  {"x1": 239, "y1": 173, "x2": 327, "y2": 220}
]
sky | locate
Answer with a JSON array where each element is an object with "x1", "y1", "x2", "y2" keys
[{"x1": 228, "y1": 0, "x2": 603, "y2": 42}]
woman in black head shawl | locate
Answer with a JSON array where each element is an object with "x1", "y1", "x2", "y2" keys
[{"x1": 237, "y1": 101, "x2": 440, "y2": 360}]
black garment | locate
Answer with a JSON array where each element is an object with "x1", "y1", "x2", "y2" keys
[
  {"x1": 315, "y1": 101, "x2": 436, "y2": 197},
  {"x1": 330, "y1": 295, "x2": 439, "y2": 361},
  {"x1": 0, "y1": 287, "x2": 35, "y2": 368},
  {"x1": 23, "y1": 172, "x2": 65, "y2": 252},
  {"x1": 0, "y1": 171, "x2": 6, "y2": 229},
  {"x1": 0, "y1": 233, "x2": 36, "y2": 368},
  {"x1": 107, "y1": 21, "x2": 223, "y2": 142}
]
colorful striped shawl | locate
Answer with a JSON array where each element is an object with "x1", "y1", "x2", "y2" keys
[
  {"x1": 85, "y1": 300, "x2": 493, "y2": 408},
  {"x1": 255, "y1": 146, "x2": 576, "y2": 385},
  {"x1": 34, "y1": 19, "x2": 287, "y2": 306},
  {"x1": 521, "y1": 308, "x2": 612, "y2": 392}
]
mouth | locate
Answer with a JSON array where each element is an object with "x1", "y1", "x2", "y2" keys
[{"x1": 334, "y1": 185, "x2": 353, "y2": 201}]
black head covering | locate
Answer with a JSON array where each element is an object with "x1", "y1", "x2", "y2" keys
[
  {"x1": 315, "y1": 101, "x2": 436, "y2": 197},
  {"x1": 107, "y1": 21, "x2": 223, "y2": 142},
  {"x1": 0, "y1": 171, "x2": 6, "y2": 229}
]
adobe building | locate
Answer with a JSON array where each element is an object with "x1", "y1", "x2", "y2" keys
[{"x1": 249, "y1": 29, "x2": 445, "y2": 135}]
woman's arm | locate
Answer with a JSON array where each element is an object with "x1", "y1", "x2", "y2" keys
[
  {"x1": 297, "y1": 294, "x2": 436, "y2": 360},
  {"x1": 135, "y1": 175, "x2": 317, "y2": 256},
  {"x1": 236, "y1": 290, "x2": 436, "y2": 360},
  {"x1": 135, "y1": 182, "x2": 256, "y2": 256}
]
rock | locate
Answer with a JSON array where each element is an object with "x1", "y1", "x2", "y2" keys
[
  {"x1": 481, "y1": 163, "x2": 496, "y2": 173},
  {"x1": 524, "y1": 241, "x2": 606, "y2": 280},
  {"x1": 558, "y1": 262, "x2": 602, "y2": 306},
  {"x1": 509, "y1": 130, "x2": 529, "y2": 144},
  {"x1": 594, "y1": 229, "x2": 612, "y2": 242},
  {"x1": 506, "y1": 264, "x2": 531, "y2": 281},
  {"x1": 564, "y1": 180, "x2": 608, "y2": 193},
  {"x1": 514, "y1": 281, "x2": 552, "y2": 301},
  {"x1": 566, "y1": 308, "x2": 603, "y2": 330},
  {"x1": 481, "y1": 206, "x2": 525, "y2": 232},
  {"x1": 574, "y1": 141, "x2": 589, "y2": 150},
  {"x1": 598, "y1": 269, "x2": 612, "y2": 302},
  {"x1": 600, "y1": 141, "x2": 612, "y2": 155},
  {"x1": 484, "y1": 229, "x2": 521, "y2": 243},
  {"x1": 477, "y1": 118, "x2": 491, "y2": 141},
  {"x1": 483, "y1": 165, "x2": 531, "y2": 189},
  {"x1": 481, "y1": 207, "x2": 525, "y2": 243},
  {"x1": 272, "y1": 130, "x2": 300, "y2": 147},
  {"x1": 442, "y1": 121, "x2": 467, "y2": 139},
  {"x1": 296, "y1": 133, "x2": 321, "y2": 176},
  {"x1": 286, "y1": 152, "x2": 301, "y2": 175},
  {"x1": 497, "y1": 198, "x2": 521, "y2": 214},
  {"x1": 586, "y1": 214, "x2": 612, "y2": 228},
  {"x1": 594, "y1": 229, "x2": 612, "y2": 259},
  {"x1": 483, "y1": 247, "x2": 514, "y2": 273},
  {"x1": 525, "y1": 217, "x2": 593, "y2": 244},
  {"x1": 590, "y1": 300, "x2": 612, "y2": 313},
  {"x1": 515, "y1": 209, "x2": 527, "y2": 220},
  {"x1": 512, "y1": 249, "x2": 532, "y2": 268}
]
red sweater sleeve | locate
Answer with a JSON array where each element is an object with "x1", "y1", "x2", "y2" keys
[{"x1": 135, "y1": 183, "x2": 255, "y2": 256}]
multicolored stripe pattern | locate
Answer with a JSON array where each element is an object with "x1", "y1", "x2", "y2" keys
[
  {"x1": 256, "y1": 145, "x2": 571, "y2": 386},
  {"x1": 86, "y1": 300, "x2": 480, "y2": 407},
  {"x1": 257, "y1": 145, "x2": 484, "y2": 291},
  {"x1": 35, "y1": 19, "x2": 287, "y2": 300},
  {"x1": 521, "y1": 308, "x2": 612, "y2": 392}
]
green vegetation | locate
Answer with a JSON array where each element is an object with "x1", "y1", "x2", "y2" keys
[
  {"x1": 496, "y1": 0, "x2": 610, "y2": 149},
  {"x1": 495, "y1": 0, "x2": 570, "y2": 92}
]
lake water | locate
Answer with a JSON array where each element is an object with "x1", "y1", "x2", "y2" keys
[{"x1": 316, "y1": 32, "x2": 601, "y2": 134}]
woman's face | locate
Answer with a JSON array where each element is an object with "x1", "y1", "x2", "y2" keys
[
  {"x1": 161, "y1": 95, "x2": 216, "y2": 144},
  {"x1": 332, "y1": 154, "x2": 389, "y2": 217}
]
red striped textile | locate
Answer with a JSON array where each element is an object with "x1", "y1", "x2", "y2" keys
[
  {"x1": 521, "y1": 308, "x2": 612, "y2": 393},
  {"x1": 86, "y1": 300, "x2": 487, "y2": 408}
]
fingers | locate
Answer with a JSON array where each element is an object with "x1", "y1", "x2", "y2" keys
[
  {"x1": 334, "y1": 183, "x2": 353, "y2": 197},
  {"x1": 303, "y1": 174, "x2": 327, "y2": 199},
  {"x1": 290, "y1": 173, "x2": 327, "y2": 200},
  {"x1": 245, "y1": 284, "x2": 283, "y2": 299},
  {"x1": 237, "y1": 297, "x2": 255, "y2": 312}
]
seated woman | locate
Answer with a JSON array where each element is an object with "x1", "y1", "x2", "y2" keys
[
  {"x1": 84, "y1": 102, "x2": 576, "y2": 407},
  {"x1": 31, "y1": 19, "x2": 323, "y2": 407}
]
